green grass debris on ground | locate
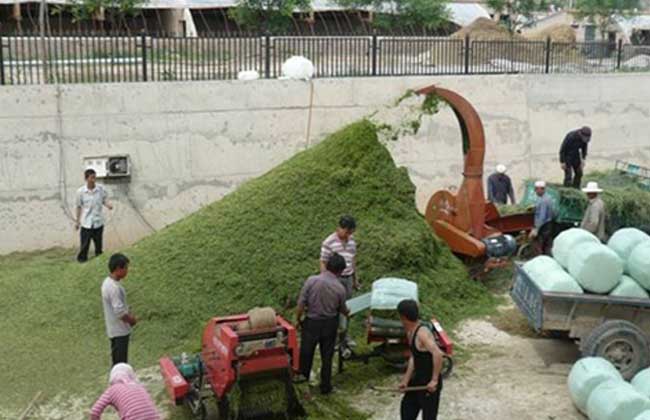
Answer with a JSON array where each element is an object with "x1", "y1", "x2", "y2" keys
[{"x1": 0, "y1": 120, "x2": 498, "y2": 418}]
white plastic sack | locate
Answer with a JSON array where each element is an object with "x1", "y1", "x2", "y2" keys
[
  {"x1": 610, "y1": 275, "x2": 650, "y2": 299},
  {"x1": 370, "y1": 278, "x2": 418, "y2": 311},
  {"x1": 630, "y1": 241, "x2": 650, "y2": 290},
  {"x1": 568, "y1": 242, "x2": 623, "y2": 293},
  {"x1": 523, "y1": 255, "x2": 563, "y2": 278},
  {"x1": 237, "y1": 70, "x2": 260, "y2": 81},
  {"x1": 281, "y1": 56, "x2": 315, "y2": 80},
  {"x1": 633, "y1": 368, "x2": 650, "y2": 399},
  {"x1": 608, "y1": 228, "x2": 650, "y2": 273},
  {"x1": 568, "y1": 357, "x2": 623, "y2": 413},
  {"x1": 553, "y1": 228, "x2": 600, "y2": 269},
  {"x1": 586, "y1": 379, "x2": 650, "y2": 420}
]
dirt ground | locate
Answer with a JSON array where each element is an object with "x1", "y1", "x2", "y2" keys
[{"x1": 356, "y1": 310, "x2": 587, "y2": 420}]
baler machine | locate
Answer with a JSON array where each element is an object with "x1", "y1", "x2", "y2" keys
[{"x1": 159, "y1": 311, "x2": 305, "y2": 420}]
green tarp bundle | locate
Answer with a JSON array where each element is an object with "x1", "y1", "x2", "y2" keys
[
  {"x1": 610, "y1": 275, "x2": 650, "y2": 299},
  {"x1": 568, "y1": 242, "x2": 623, "y2": 294},
  {"x1": 630, "y1": 242, "x2": 650, "y2": 290},
  {"x1": 568, "y1": 357, "x2": 623, "y2": 413},
  {"x1": 523, "y1": 256, "x2": 583, "y2": 293},
  {"x1": 608, "y1": 228, "x2": 650, "y2": 274},
  {"x1": 587, "y1": 380, "x2": 650, "y2": 420},
  {"x1": 553, "y1": 228, "x2": 600, "y2": 269}
]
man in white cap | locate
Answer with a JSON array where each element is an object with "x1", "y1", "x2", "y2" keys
[
  {"x1": 580, "y1": 181, "x2": 607, "y2": 241},
  {"x1": 487, "y1": 164, "x2": 516, "y2": 205},
  {"x1": 530, "y1": 180, "x2": 555, "y2": 254}
]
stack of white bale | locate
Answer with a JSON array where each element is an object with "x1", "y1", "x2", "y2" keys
[
  {"x1": 523, "y1": 227, "x2": 650, "y2": 298},
  {"x1": 568, "y1": 357, "x2": 650, "y2": 420}
]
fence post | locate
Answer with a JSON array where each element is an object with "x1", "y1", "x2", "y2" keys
[
  {"x1": 371, "y1": 33, "x2": 377, "y2": 76},
  {"x1": 0, "y1": 35, "x2": 5, "y2": 86},
  {"x1": 616, "y1": 39, "x2": 623, "y2": 70},
  {"x1": 264, "y1": 33, "x2": 271, "y2": 79},
  {"x1": 464, "y1": 35, "x2": 470, "y2": 74},
  {"x1": 545, "y1": 36, "x2": 551, "y2": 74},
  {"x1": 140, "y1": 32, "x2": 148, "y2": 82}
]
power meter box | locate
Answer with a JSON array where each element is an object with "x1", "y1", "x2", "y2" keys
[{"x1": 83, "y1": 155, "x2": 131, "y2": 179}]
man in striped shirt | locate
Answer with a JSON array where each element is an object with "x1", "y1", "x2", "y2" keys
[
  {"x1": 320, "y1": 215, "x2": 358, "y2": 347},
  {"x1": 320, "y1": 215, "x2": 358, "y2": 298}
]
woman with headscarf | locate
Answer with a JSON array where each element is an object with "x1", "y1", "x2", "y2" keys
[{"x1": 90, "y1": 363, "x2": 160, "y2": 420}]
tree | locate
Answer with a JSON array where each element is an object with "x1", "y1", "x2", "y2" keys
[
  {"x1": 486, "y1": 0, "x2": 547, "y2": 33},
  {"x1": 335, "y1": 0, "x2": 450, "y2": 32},
  {"x1": 229, "y1": 0, "x2": 311, "y2": 33},
  {"x1": 66, "y1": 0, "x2": 147, "y2": 32},
  {"x1": 574, "y1": 0, "x2": 640, "y2": 40}
]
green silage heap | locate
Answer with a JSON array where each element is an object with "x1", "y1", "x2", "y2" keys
[{"x1": 9, "y1": 120, "x2": 496, "y2": 416}]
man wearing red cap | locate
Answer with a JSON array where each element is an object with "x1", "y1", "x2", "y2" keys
[{"x1": 559, "y1": 126, "x2": 591, "y2": 188}]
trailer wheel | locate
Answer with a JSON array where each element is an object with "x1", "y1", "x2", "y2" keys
[{"x1": 582, "y1": 320, "x2": 650, "y2": 380}]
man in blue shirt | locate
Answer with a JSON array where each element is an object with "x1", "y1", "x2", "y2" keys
[{"x1": 530, "y1": 180, "x2": 555, "y2": 254}]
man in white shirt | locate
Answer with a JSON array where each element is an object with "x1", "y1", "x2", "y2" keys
[
  {"x1": 75, "y1": 168, "x2": 113, "y2": 263},
  {"x1": 102, "y1": 253, "x2": 137, "y2": 366}
]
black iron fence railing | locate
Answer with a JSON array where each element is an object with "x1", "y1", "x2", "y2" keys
[{"x1": 1, "y1": 33, "x2": 649, "y2": 85}]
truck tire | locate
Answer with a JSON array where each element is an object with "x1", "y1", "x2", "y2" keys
[{"x1": 582, "y1": 320, "x2": 650, "y2": 380}]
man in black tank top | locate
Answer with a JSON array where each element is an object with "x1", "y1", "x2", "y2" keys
[{"x1": 397, "y1": 299, "x2": 444, "y2": 420}]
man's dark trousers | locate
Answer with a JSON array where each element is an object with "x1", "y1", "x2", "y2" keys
[
  {"x1": 299, "y1": 317, "x2": 338, "y2": 393},
  {"x1": 78, "y1": 226, "x2": 104, "y2": 262},
  {"x1": 563, "y1": 161, "x2": 583, "y2": 189},
  {"x1": 400, "y1": 384, "x2": 443, "y2": 420},
  {"x1": 110, "y1": 334, "x2": 129, "y2": 366}
]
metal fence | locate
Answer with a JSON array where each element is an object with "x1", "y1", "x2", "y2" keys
[{"x1": 2, "y1": 33, "x2": 650, "y2": 85}]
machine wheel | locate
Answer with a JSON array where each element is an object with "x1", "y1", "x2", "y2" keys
[
  {"x1": 516, "y1": 243, "x2": 537, "y2": 261},
  {"x1": 582, "y1": 320, "x2": 650, "y2": 380},
  {"x1": 441, "y1": 355, "x2": 453, "y2": 379}
]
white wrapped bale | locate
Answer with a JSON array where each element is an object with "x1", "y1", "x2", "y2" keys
[
  {"x1": 553, "y1": 228, "x2": 600, "y2": 268},
  {"x1": 586, "y1": 379, "x2": 650, "y2": 420},
  {"x1": 281, "y1": 56, "x2": 314, "y2": 80},
  {"x1": 568, "y1": 242, "x2": 623, "y2": 293},
  {"x1": 608, "y1": 228, "x2": 650, "y2": 273},
  {"x1": 634, "y1": 411, "x2": 650, "y2": 420},
  {"x1": 633, "y1": 368, "x2": 650, "y2": 399},
  {"x1": 523, "y1": 255, "x2": 563, "y2": 278},
  {"x1": 537, "y1": 268, "x2": 583, "y2": 293},
  {"x1": 610, "y1": 275, "x2": 650, "y2": 299},
  {"x1": 568, "y1": 357, "x2": 623, "y2": 413},
  {"x1": 630, "y1": 241, "x2": 650, "y2": 290}
]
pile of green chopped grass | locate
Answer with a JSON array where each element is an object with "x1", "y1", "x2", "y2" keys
[{"x1": 0, "y1": 120, "x2": 497, "y2": 417}]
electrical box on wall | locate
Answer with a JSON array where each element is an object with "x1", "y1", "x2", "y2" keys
[{"x1": 83, "y1": 155, "x2": 131, "y2": 179}]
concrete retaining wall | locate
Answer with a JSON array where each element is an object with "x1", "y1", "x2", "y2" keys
[{"x1": 2, "y1": 74, "x2": 650, "y2": 254}]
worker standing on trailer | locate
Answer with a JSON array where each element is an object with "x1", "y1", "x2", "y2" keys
[
  {"x1": 295, "y1": 253, "x2": 349, "y2": 395},
  {"x1": 487, "y1": 164, "x2": 516, "y2": 205},
  {"x1": 559, "y1": 126, "x2": 592, "y2": 189},
  {"x1": 580, "y1": 181, "x2": 607, "y2": 241},
  {"x1": 530, "y1": 181, "x2": 555, "y2": 254},
  {"x1": 75, "y1": 168, "x2": 113, "y2": 263},
  {"x1": 397, "y1": 299, "x2": 444, "y2": 420},
  {"x1": 102, "y1": 253, "x2": 137, "y2": 366}
]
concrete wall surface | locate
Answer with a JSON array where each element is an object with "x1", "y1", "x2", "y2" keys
[{"x1": 2, "y1": 73, "x2": 650, "y2": 254}]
